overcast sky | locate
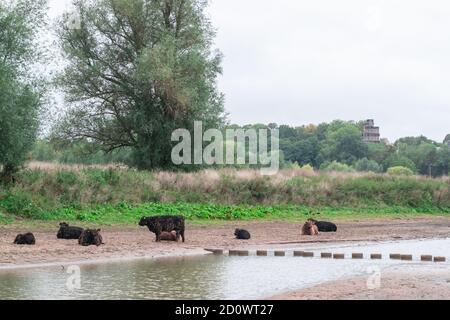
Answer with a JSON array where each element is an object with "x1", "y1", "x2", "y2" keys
[{"x1": 48, "y1": 0, "x2": 450, "y2": 142}]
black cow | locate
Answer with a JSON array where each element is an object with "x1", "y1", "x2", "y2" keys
[
  {"x1": 14, "y1": 233, "x2": 36, "y2": 245},
  {"x1": 234, "y1": 229, "x2": 251, "y2": 240},
  {"x1": 308, "y1": 219, "x2": 337, "y2": 232},
  {"x1": 78, "y1": 229, "x2": 104, "y2": 247},
  {"x1": 57, "y1": 222, "x2": 84, "y2": 240},
  {"x1": 139, "y1": 216, "x2": 185, "y2": 242}
]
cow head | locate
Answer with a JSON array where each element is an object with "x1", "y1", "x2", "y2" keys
[{"x1": 139, "y1": 217, "x2": 148, "y2": 227}]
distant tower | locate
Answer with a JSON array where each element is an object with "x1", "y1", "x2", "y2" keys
[{"x1": 362, "y1": 119, "x2": 380, "y2": 143}]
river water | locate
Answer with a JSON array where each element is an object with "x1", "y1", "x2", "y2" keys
[{"x1": 0, "y1": 239, "x2": 449, "y2": 300}]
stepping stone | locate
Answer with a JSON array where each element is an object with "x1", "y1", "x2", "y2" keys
[
  {"x1": 238, "y1": 250, "x2": 249, "y2": 256},
  {"x1": 294, "y1": 251, "x2": 305, "y2": 257},
  {"x1": 421, "y1": 255, "x2": 433, "y2": 262},
  {"x1": 321, "y1": 253, "x2": 332, "y2": 258},
  {"x1": 274, "y1": 251, "x2": 286, "y2": 257},
  {"x1": 401, "y1": 255, "x2": 413, "y2": 261},
  {"x1": 371, "y1": 254, "x2": 382, "y2": 260},
  {"x1": 303, "y1": 252, "x2": 314, "y2": 258},
  {"x1": 257, "y1": 250, "x2": 268, "y2": 256},
  {"x1": 352, "y1": 253, "x2": 364, "y2": 259},
  {"x1": 390, "y1": 254, "x2": 401, "y2": 260},
  {"x1": 434, "y1": 257, "x2": 446, "y2": 263},
  {"x1": 229, "y1": 250, "x2": 239, "y2": 256},
  {"x1": 333, "y1": 253, "x2": 345, "y2": 259}
]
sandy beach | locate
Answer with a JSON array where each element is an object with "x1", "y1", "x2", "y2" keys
[
  {"x1": 269, "y1": 268, "x2": 450, "y2": 300},
  {"x1": 1, "y1": 217, "x2": 450, "y2": 299}
]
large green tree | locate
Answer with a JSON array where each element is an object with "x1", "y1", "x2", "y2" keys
[
  {"x1": 318, "y1": 122, "x2": 369, "y2": 166},
  {"x1": 56, "y1": 0, "x2": 225, "y2": 170},
  {"x1": 0, "y1": 0, "x2": 47, "y2": 181}
]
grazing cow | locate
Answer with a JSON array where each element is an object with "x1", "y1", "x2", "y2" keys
[
  {"x1": 234, "y1": 229, "x2": 251, "y2": 240},
  {"x1": 139, "y1": 216, "x2": 185, "y2": 243},
  {"x1": 14, "y1": 233, "x2": 36, "y2": 245},
  {"x1": 308, "y1": 219, "x2": 337, "y2": 232},
  {"x1": 301, "y1": 221, "x2": 319, "y2": 236},
  {"x1": 159, "y1": 231, "x2": 178, "y2": 242},
  {"x1": 57, "y1": 222, "x2": 84, "y2": 240},
  {"x1": 78, "y1": 229, "x2": 103, "y2": 247}
]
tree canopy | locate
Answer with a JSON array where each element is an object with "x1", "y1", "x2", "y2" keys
[
  {"x1": 0, "y1": 0, "x2": 47, "y2": 180},
  {"x1": 55, "y1": 0, "x2": 225, "y2": 170}
]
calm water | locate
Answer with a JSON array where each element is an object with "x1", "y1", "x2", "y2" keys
[{"x1": 0, "y1": 239, "x2": 449, "y2": 300}]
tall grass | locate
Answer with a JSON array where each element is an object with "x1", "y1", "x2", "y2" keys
[{"x1": 0, "y1": 164, "x2": 448, "y2": 221}]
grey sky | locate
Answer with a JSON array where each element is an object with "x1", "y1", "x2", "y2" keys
[{"x1": 48, "y1": 0, "x2": 450, "y2": 142}]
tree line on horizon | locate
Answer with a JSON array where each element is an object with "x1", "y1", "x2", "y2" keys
[{"x1": 32, "y1": 120, "x2": 450, "y2": 177}]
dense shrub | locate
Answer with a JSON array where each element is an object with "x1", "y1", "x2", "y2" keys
[
  {"x1": 320, "y1": 161, "x2": 355, "y2": 172},
  {"x1": 354, "y1": 158, "x2": 383, "y2": 173},
  {"x1": 387, "y1": 166, "x2": 414, "y2": 176}
]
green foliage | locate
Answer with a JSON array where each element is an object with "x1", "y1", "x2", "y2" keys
[
  {"x1": 387, "y1": 166, "x2": 414, "y2": 176},
  {"x1": 1, "y1": 168, "x2": 448, "y2": 223},
  {"x1": 320, "y1": 161, "x2": 355, "y2": 172},
  {"x1": 55, "y1": 0, "x2": 225, "y2": 170},
  {"x1": 275, "y1": 121, "x2": 450, "y2": 177},
  {"x1": 0, "y1": 0, "x2": 47, "y2": 178},
  {"x1": 0, "y1": 65, "x2": 41, "y2": 175},
  {"x1": 0, "y1": 201, "x2": 447, "y2": 224},
  {"x1": 383, "y1": 154, "x2": 417, "y2": 172},
  {"x1": 319, "y1": 123, "x2": 369, "y2": 165},
  {"x1": 354, "y1": 158, "x2": 383, "y2": 173}
]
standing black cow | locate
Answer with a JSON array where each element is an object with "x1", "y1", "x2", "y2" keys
[
  {"x1": 14, "y1": 233, "x2": 36, "y2": 245},
  {"x1": 57, "y1": 222, "x2": 84, "y2": 240},
  {"x1": 139, "y1": 216, "x2": 185, "y2": 243},
  {"x1": 308, "y1": 219, "x2": 337, "y2": 232}
]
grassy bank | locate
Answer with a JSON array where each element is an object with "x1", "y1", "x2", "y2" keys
[
  {"x1": 0, "y1": 202, "x2": 448, "y2": 226},
  {"x1": 0, "y1": 164, "x2": 449, "y2": 224}
]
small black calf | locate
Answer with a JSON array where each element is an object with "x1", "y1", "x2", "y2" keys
[
  {"x1": 14, "y1": 233, "x2": 36, "y2": 245},
  {"x1": 234, "y1": 229, "x2": 251, "y2": 240}
]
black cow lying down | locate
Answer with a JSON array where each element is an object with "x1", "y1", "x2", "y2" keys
[
  {"x1": 235, "y1": 229, "x2": 251, "y2": 240},
  {"x1": 14, "y1": 233, "x2": 36, "y2": 245},
  {"x1": 78, "y1": 229, "x2": 104, "y2": 246},
  {"x1": 57, "y1": 222, "x2": 84, "y2": 240},
  {"x1": 139, "y1": 216, "x2": 185, "y2": 242},
  {"x1": 308, "y1": 219, "x2": 337, "y2": 232}
]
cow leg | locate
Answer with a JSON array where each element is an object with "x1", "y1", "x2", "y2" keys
[{"x1": 180, "y1": 230, "x2": 185, "y2": 243}]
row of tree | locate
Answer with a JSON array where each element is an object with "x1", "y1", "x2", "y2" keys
[
  {"x1": 276, "y1": 121, "x2": 450, "y2": 176},
  {"x1": 32, "y1": 120, "x2": 450, "y2": 177}
]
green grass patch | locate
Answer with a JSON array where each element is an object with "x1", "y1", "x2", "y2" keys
[{"x1": 1, "y1": 202, "x2": 448, "y2": 226}]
